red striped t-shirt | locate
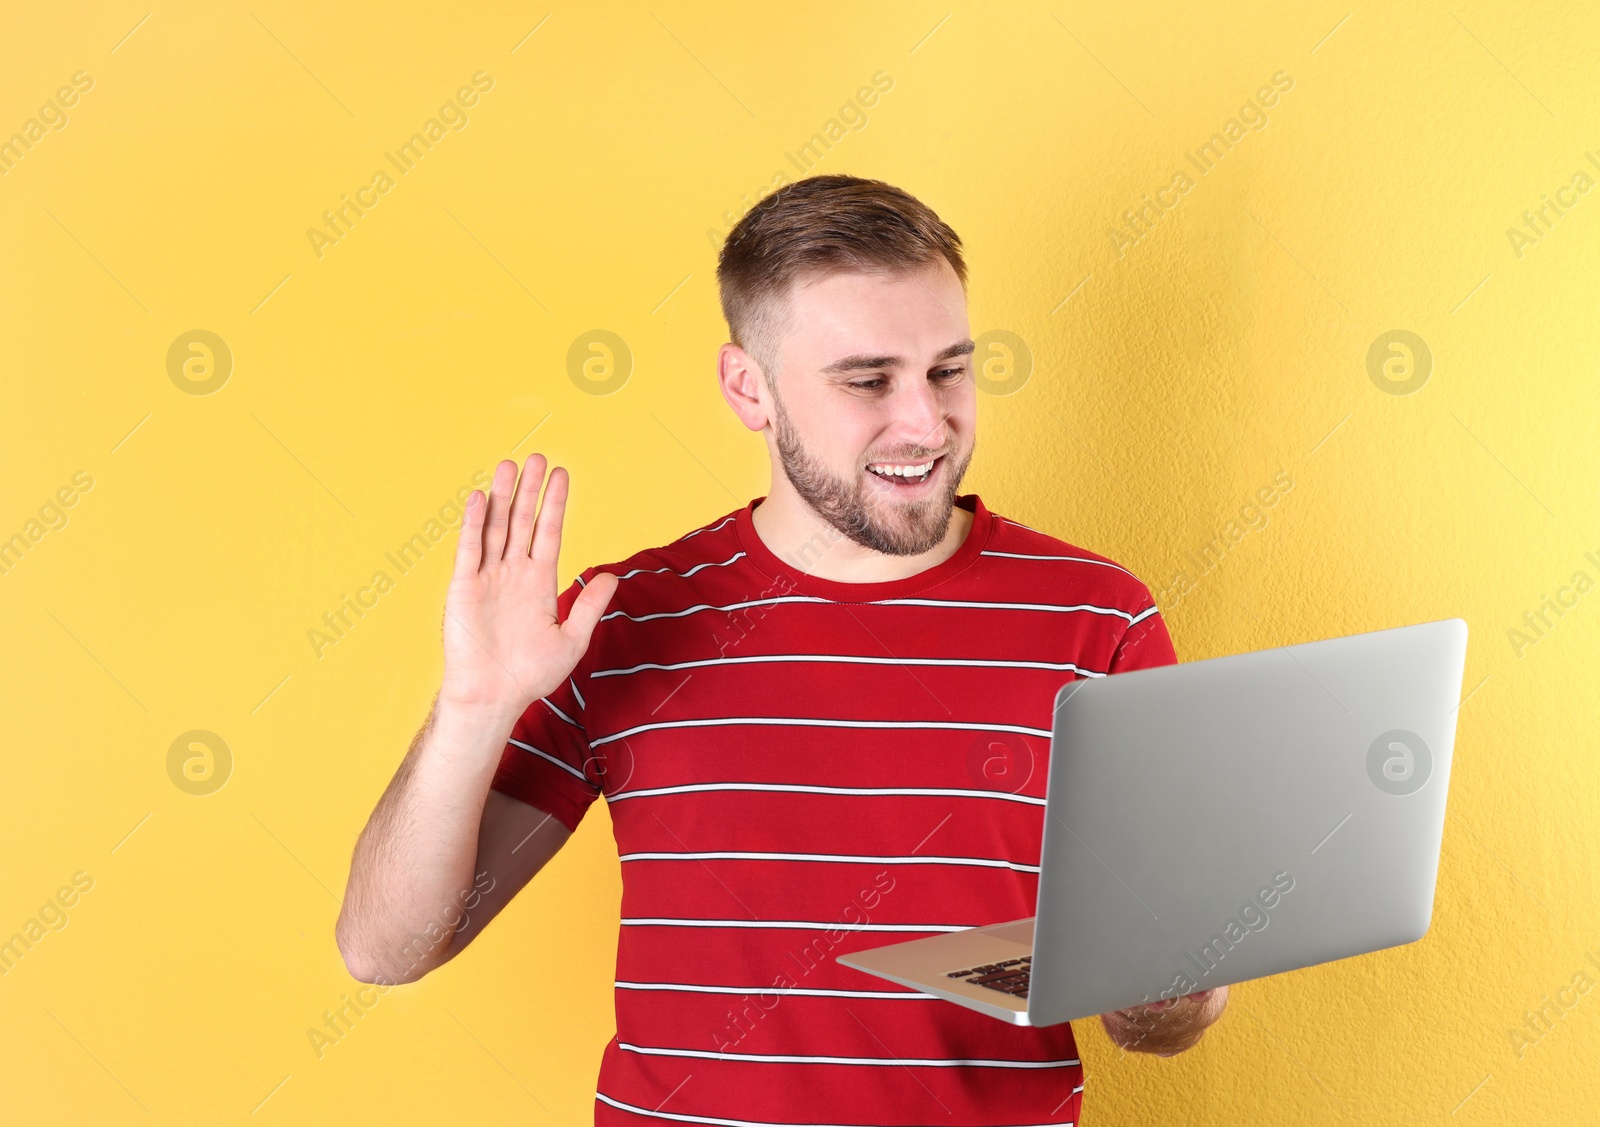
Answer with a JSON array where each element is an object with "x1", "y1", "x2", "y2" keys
[{"x1": 489, "y1": 492, "x2": 1178, "y2": 1126}]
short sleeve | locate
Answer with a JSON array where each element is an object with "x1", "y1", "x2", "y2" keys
[
  {"x1": 1108, "y1": 591, "x2": 1179, "y2": 674},
  {"x1": 488, "y1": 570, "x2": 604, "y2": 832}
]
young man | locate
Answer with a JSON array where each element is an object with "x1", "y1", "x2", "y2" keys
[{"x1": 337, "y1": 175, "x2": 1227, "y2": 1124}]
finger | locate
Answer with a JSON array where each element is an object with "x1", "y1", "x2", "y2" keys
[
  {"x1": 503, "y1": 453, "x2": 547, "y2": 560},
  {"x1": 453, "y1": 489, "x2": 486, "y2": 575},
  {"x1": 562, "y1": 571, "x2": 618, "y2": 647},
  {"x1": 530, "y1": 465, "x2": 570, "y2": 577},
  {"x1": 481, "y1": 459, "x2": 517, "y2": 560}
]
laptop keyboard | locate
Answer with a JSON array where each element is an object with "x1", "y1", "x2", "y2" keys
[{"x1": 947, "y1": 956, "x2": 1031, "y2": 998}]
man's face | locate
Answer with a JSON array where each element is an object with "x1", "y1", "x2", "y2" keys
[{"x1": 762, "y1": 259, "x2": 977, "y2": 556}]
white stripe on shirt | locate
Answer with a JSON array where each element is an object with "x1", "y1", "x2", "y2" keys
[
  {"x1": 605, "y1": 782, "x2": 1044, "y2": 807},
  {"x1": 507, "y1": 738, "x2": 596, "y2": 787},
  {"x1": 674, "y1": 514, "x2": 737, "y2": 543},
  {"x1": 620, "y1": 918, "x2": 968, "y2": 932},
  {"x1": 589, "y1": 716, "x2": 1051, "y2": 749},
  {"x1": 619, "y1": 851, "x2": 1040, "y2": 874},
  {"x1": 980, "y1": 549, "x2": 1135, "y2": 578},
  {"x1": 614, "y1": 552, "x2": 747, "y2": 581},
  {"x1": 998, "y1": 516, "x2": 1045, "y2": 535},
  {"x1": 601, "y1": 595, "x2": 1144, "y2": 624},
  {"x1": 614, "y1": 981, "x2": 936, "y2": 999},
  {"x1": 615, "y1": 1041, "x2": 1081, "y2": 1068},
  {"x1": 592, "y1": 653, "x2": 1106, "y2": 679},
  {"x1": 542, "y1": 697, "x2": 582, "y2": 729},
  {"x1": 881, "y1": 598, "x2": 1144, "y2": 621},
  {"x1": 602, "y1": 594, "x2": 829, "y2": 623}
]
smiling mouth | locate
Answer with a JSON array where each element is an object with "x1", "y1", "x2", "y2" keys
[{"x1": 865, "y1": 453, "x2": 944, "y2": 487}]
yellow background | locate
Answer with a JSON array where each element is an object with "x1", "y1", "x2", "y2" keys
[{"x1": 2, "y1": 2, "x2": 1595, "y2": 1123}]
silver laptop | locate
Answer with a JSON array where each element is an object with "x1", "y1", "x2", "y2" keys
[{"x1": 837, "y1": 618, "x2": 1469, "y2": 1027}]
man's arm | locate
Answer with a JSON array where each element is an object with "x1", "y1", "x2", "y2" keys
[
  {"x1": 437, "y1": 789, "x2": 574, "y2": 964},
  {"x1": 334, "y1": 454, "x2": 616, "y2": 985},
  {"x1": 335, "y1": 699, "x2": 572, "y2": 984},
  {"x1": 1098, "y1": 985, "x2": 1230, "y2": 1056}
]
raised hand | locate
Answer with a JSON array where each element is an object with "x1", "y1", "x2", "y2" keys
[{"x1": 439, "y1": 454, "x2": 618, "y2": 720}]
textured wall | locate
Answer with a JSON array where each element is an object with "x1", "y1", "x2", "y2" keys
[{"x1": 1, "y1": 2, "x2": 1594, "y2": 1123}]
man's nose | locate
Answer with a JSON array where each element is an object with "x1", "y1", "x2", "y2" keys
[{"x1": 891, "y1": 376, "x2": 950, "y2": 452}]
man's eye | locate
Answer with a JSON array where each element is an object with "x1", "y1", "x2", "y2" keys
[{"x1": 848, "y1": 368, "x2": 963, "y2": 391}]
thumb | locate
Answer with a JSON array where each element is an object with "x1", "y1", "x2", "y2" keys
[{"x1": 562, "y1": 572, "x2": 618, "y2": 648}]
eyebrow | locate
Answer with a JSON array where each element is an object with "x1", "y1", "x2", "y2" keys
[{"x1": 820, "y1": 339, "x2": 976, "y2": 375}]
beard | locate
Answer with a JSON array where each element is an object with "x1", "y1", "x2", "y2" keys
[{"x1": 769, "y1": 384, "x2": 973, "y2": 557}]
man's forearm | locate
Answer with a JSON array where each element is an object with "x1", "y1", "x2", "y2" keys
[
  {"x1": 335, "y1": 697, "x2": 519, "y2": 984},
  {"x1": 1099, "y1": 985, "x2": 1229, "y2": 1056}
]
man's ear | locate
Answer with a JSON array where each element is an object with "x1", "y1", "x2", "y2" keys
[{"x1": 717, "y1": 342, "x2": 771, "y2": 433}]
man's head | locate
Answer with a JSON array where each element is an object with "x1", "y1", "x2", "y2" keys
[{"x1": 716, "y1": 175, "x2": 977, "y2": 557}]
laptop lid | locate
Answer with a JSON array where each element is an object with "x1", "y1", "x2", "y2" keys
[{"x1": 1026, "y1": 618, "x2": 1468, "y2": 1026}]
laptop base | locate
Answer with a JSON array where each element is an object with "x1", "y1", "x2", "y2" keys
[{"x1": 836, "y1": 918, "x2": 1037, "y2": 1026}]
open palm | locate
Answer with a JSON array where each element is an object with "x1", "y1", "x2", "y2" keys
[{"x1": 440, "y1": 454, "x2": 617, "y2": 718}]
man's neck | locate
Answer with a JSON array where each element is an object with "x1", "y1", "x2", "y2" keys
[{"x1": 749, "y1": 484, "x2": 974, "y2": 584}]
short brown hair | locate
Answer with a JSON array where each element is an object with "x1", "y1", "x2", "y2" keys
[{"x1": 716, "y1": 175, "x2": 967, "y2": 381}]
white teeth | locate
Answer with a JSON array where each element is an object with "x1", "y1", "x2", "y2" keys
[{"x1": 868, "y1": 459, "x2": 935, "y2": 478}]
